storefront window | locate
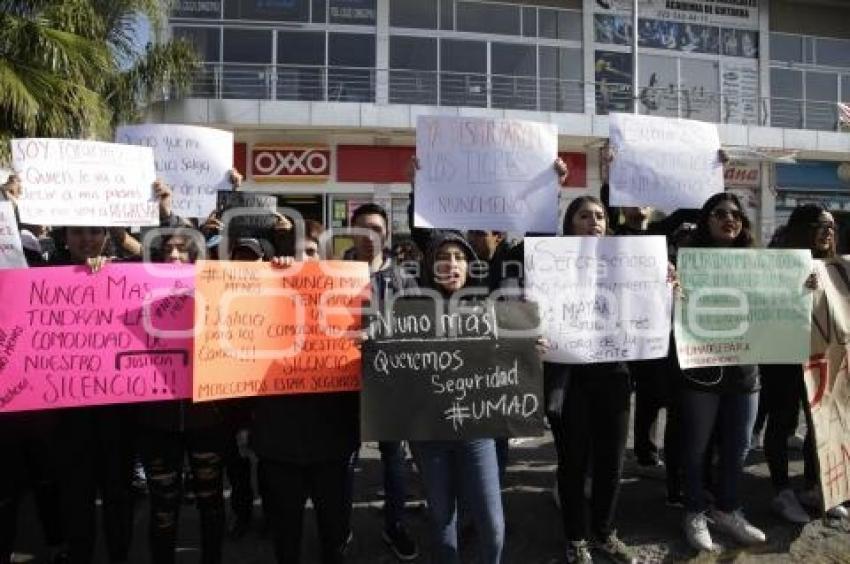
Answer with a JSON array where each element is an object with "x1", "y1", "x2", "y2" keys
[
  {"x1": 173, "y1": 26, "x2": 220, "y2": 62},
  {"x1": 770, "y1": 68, "x2": 803, "y2": 129},
  {"x1": 805, "y1": 71, "x2": 838, "y2": 130},
  {"x1": 815, "y1": 38, "x2": 850, "y2": 69}
]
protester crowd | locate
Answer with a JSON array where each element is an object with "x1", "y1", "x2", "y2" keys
[{"x1": 0, "y1": 151, "x2": 848, "y2": 564}]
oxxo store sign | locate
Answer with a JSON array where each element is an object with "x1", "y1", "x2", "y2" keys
[{"x1": 251, "y1": 145, "x2": 331, "y2": 182}]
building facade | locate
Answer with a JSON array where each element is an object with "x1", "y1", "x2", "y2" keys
[{"x1": 158, "y1": 0, "x2": 850, "y2": 250}]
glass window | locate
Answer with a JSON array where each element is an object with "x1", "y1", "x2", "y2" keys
[
  {"x1": 277, "y1": 32, "x2": 325, "y2": 101},
  {"x1": 329, "y1": 0, "x2": 376, "y2": 25},
  {"x1": 312, "y1": 0, "x2": 327, "y2": 22},
  {"x1": 639, "y1": 20, "x2": 718, "y2": 54},
  {"x1": 277, "y1": 31, "x2": 325, "y2": 65},
  {"x1": 539, "y1": 46, "x2": 582, "y2": 113},
  {"x1": 680, "y1": 58, "x2": 720, "y2": 122},
  {"x1": 440, "y1": 39, "x2": 486, "y2": 107},
  {"x1": 771, "y1": 68, "x2": 803, "y2": 98},
  {"x1": 770, "y1": 33, "x2": 802, "y2": 63},
  {"x1": 223, "y1": 28, "x2": 272, "y2": 62},
  {"x1": 816, "y1": 38, "x2": 850, "y2": 69},
  {"x1": 390, "y1": 37, "x2": 438, "y2": 105},
  {"x1": 222, "y1": 29, "x2": 272, "y2": 98},
  {"x1": 522, "y1": 7, "x2": 536, "y2": 37},
  {"x1": 806, "y1": 71, "x2": 837, "y2": 102},
  {"x1": 173, "y1": 26, "x2": 220, "y2": 62},
  {"x1": 721, "y1": 29, "x2": 758, "y2": 58},
  {"x1": 595, "y1": 14, "x2": 631, "y2": 45},
  {"x1": 224, "y1": 0, "x2": 309, "y2": 21},
  {"x1": 804, "y1": 37, "x2": 816, "y2": 64},
  {"x1": 440, "y1": 0, "x2": 454, "y2": 30},
  {"x1": 637, "y1": 54, "x2": 678, "y2": 118},
  {"x1": 172, "y1": 0, "x2": 221, "y2": 19},
  {"x1": 390, "y1": 0, "x2": 438, "y2": 29},
  {"x1": 843, "y1": 76, "x2": 850, "y2": 103},
  {"x1": 328, "y1": 33, "x2": 375, "y2": 102},
  {"x1": 595, "y1": 50, "x2": 633, "y2": 114},
  {"x1": 390, "y1": 37, "x2": 437, "y2": 70},
  {"x1": 491, "y1": 43, "x2": 536, "y2": 110},
  {"x1": 539, "y1": 9, "x2": 581, "y2": 41},
  {"x1": 770, "y1": 69, "x2": 803, "y2": 128},
  {"x1": 456, "y1": 1, "x2": 519, "y2": 36}
]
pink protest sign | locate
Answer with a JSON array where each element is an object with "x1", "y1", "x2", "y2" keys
[{"x1": 0, "y1": 263, "x2": 194, "y2": 412}]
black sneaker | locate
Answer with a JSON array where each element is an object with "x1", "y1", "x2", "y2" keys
[
  {"x1": 593, "y1": 532, "x2": 637, "y2": 564},
  {"x1": 382, "y1": 522, "x2": 418, "y2": 561}
]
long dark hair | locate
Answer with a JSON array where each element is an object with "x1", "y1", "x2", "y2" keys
[
  {"x1": 562, "y1": 196, "x2": 610, "y2": 235},
  {"x1": 686, "y1": 192, "x2": 754, "y2": 248},
  {"x1": 158, "y1": 228, "x2": 202, "y2": 263},
  {"x1": 782, "y1": 203, "x2": 835, "y2": 259}
]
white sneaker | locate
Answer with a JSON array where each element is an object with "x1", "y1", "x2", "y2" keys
[
  {"x1": 827, "y1": 504, "x2": 849, "y2": 519},
  {"x1": 771, "y1": 489, "x2": 810, "y2": 524},
  {"x1": 683, "y1": 511, "x2": 713, "y2": 552},
  {"x1": 709, "y1": 509, "x2": 766, "y2": 545}
]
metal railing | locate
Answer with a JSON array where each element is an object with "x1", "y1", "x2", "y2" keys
[{"x1": 184, "y1": 63, "x2": 849, "y2": 132}]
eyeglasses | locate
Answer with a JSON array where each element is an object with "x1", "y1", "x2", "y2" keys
[{"x1": 711, "y1": 209, "x2": 743, "y2": 222}]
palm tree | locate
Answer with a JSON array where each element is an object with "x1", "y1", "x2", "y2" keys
[
  {"x1": 0, "y1": 0, "x2": 113, "y2": 155},
  {"x1": 0, "y1": 0, "x2": 198, "y2": 161}
]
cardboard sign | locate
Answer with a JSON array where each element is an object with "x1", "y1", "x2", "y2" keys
[
  {"x1": 609, "y1": 113, "x2": 724, "y2": 211},
  {"x1": 11, "y1": 138, "x2": 157, "y2": 226},
  {"x1": 116, "y1": 124, "x2": 234, "y2": 219},
  {"x1": 0, "y1": 202, "x2": 27, "y2": 269},
  {"x1": 524, "y1": 236, "x2": 671, "y2": 364},
  {"x1": 361, "y1": 299, "x2": 543, "y2": 441},
  {"x1": 193, "y1": 260, "x2": 370, "y2": 402},
  {"x1": 0, "y1": 263, "x2": 194, "y2": 412},
  {"x1": 805, "y1": 258, "x2": 850, "y2": 510},
  {"x1": 414, "y1": 116, "x2": 559, "y2": 233},
  {"x1": 674, "y1": 249, "x2": 812, "y2": 369}
]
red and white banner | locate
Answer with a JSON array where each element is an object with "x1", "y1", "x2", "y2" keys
[
  {"x1": 724, "y1": 161, "x2": 760, "y2": 188},
  {"x1": 251, "y1": 145, "x2": 331, "y2": 182}
]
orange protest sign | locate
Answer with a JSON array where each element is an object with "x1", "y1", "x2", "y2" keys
[{"x1": 193, "y1": 260, "x2": 370, "y2": 401}]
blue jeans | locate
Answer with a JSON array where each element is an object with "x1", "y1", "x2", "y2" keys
[
  {"x1": 411, "y1": 440, "x2": 504, "y2": 564},
  {"x1": 682, "y1": 389, "x2": 758, "y2": 513},
  {"x1": 378, "y1": 441, "x2": 408, "y2": 528}
]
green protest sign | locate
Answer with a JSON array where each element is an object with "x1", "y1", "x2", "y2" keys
[{"x1": 674, "y1": 249, "x2": 812, "y2": 369}]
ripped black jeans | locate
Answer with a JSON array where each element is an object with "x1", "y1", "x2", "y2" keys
[{"x1": 138, "y1": 427, "x2": 226, "y2": 564}]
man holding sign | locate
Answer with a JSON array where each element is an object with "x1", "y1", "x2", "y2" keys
[
  {"x1": 413, "y1": 116, "x2": 560, "y2": 233},
  {"x1": 608, "y1": 114, "x2": 725, "y2": 212}
]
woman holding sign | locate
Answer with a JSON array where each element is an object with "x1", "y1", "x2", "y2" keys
[
  {"x1": 677, "y1": 193, "x2": 767, "y2": 552},
  {"x1": 761, "y1": 204, "x2": 848, "y2": 522},
  {"x1": 136, "y1": 229, "x2": 229, "y2": 564},
  {"x1": 46, "y1": 226, "x2": 138, "y2": 564},
  {"x1": 547, "y1": 197, "x2": 637, "y2": 564},
  {"x1": 408, "y1": 232, "x2": 506, "y2": 564}
]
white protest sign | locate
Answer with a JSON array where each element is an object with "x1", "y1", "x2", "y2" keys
[
  {"x1": 12, "y1": 139, "x2": 157, "y2": 227},
  {"x1": 0, "y1": 202, "x2": 27, "y2": 269},
  {"x1": 524, "y1": 236, "x2": 671, "y2": 363},
  {"x1": 414, "y1": 116, "x2": 559, "y2": 233},
  {"x1": 609, "y1": 113, "x2": 723, "y2": 212},
  {"x1": 116, "y1": 124, "x2": 233, "y2": 218}
]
